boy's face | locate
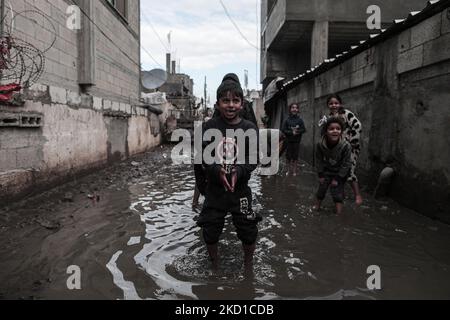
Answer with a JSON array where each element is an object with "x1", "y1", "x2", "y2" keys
[
  {"x1": 290, "y1": 104, "x2": 299, "y2": 114},
  {"x1": 218, "y1": 91, "x2": 243, "y2": 122},
  {"x1": 328, "y1": 98, "x2": 342, "y2": 114},
  {"x1": 326, "y1": 123, "x2": 342, "y2": 143}
]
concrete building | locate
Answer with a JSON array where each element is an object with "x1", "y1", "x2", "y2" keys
[
  {"x1": 157, "y1": 53, "x2": 195, "y2": 112},
  {"x1": 0, "y1": 0, "x2": 166, "y2": 203},
  {"x1": 261, "y1": 0, "x2": 427, "y2": 89},
  {"x1": 263, "y1": 1, "x2": 450, "y2": 222}
]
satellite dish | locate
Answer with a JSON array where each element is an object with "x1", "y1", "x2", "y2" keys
[{"x1": 142, "y1": 68, "x2": 168, "y2": 90}]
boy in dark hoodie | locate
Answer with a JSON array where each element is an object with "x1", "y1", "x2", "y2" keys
[
  {"x1": 193, "y1": 73, "x2": 257, "y2": 209},
  {"x1": 314, "y1": 117, "x2": 352, "y2": 214},
  {"x1": 196, "y1": 76, "x2": 261, "y2": 272},
  {"x1": 281, "y1": 103, "x2": 306, "y2": 176}
]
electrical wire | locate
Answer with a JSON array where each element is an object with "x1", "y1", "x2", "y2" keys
[
  {"x1": 219, "y1": 0, "x2": 260, "y2": 51},
  {"x1": 141, "y1": 9, "x2": 170, "y2": 53}
]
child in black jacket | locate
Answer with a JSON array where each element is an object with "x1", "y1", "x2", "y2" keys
[
  {"x1": 197, "y1": 77, "x2": 261, "y2": 272},
  {"x1": 314, "y1": 117, "x2": 352, "y2": 214},
  {"x1": 281, "y1": 103, "x2": 306, "y2": 176}
]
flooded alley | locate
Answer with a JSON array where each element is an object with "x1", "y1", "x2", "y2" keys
[{"x1": 1, "y1": 145, "x2": 450, "y2": 300}]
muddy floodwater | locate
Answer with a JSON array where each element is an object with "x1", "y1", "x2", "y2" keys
[{"x1": 1, "y1": 146, "x2": 450, "y2": 300}]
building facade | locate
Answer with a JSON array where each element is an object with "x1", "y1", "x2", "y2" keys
[{"x1": 260, "y1": 0, "x2": 427, "y2": 89}]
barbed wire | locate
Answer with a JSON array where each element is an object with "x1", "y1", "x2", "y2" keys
[{"x1": 0, "y1": 8, "x2": 56, "y2": 89}]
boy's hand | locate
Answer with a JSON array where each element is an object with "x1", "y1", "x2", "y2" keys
[
  {"x1": 219, "y1": 168, "x2": 233, "y2": 192},
  {"x1": 219, "y1": 167, "x2": 238, "y2": 192},
  {"x1": 319, "y1": 177, "x2": 325, "y2": 184},
  {"x1": 331, "y1": 179, "x2": 339, "y2": 187}
]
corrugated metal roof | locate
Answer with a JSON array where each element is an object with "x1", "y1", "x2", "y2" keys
[{"x1": 280, "y1": 0, "x2": 450, "y2": 92}]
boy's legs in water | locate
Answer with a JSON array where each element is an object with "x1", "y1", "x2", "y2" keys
[
  {"x1": 207, "y1": 244, "x2": 219, "y2": 271},
  {"x1": 192, "y1": 187, "x2": 200, "y2": 209},
  {"x1": 243, "y1": 243, "x2": 256, "y2": 267},
  {"x1": 243, "y1": 243, "x2": 256, "y2": 278},
  {"x1": 315, "y1": 176, "x2": 330, "y2": 210},
  {"x1": 314, "y1": 199, "x2": 322, "y2": 211},
  {"x1": 292, "y1": 160, "x2": 298, "y2": 176},
  {"x1": 335, "y1": 202, "x2": 343, "y2": 214}
]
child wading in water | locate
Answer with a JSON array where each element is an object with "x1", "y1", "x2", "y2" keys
[
  {"x1": 323, "y1": 94, "x2": 363, "y2": 205},
  {"x1": 315, "y1": 117, "x2": 352, "y2": 214},
  {"x1": 196, "y1": 76, "x2": 261, "y2": 273},
  {"x1": 281, "y1": 103, "x2": 306, "y2": 176}
]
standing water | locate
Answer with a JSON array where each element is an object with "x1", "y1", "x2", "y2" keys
[
  {"x1": 106, "y1": 148, "x2": 450, "y2": 300},
  {"x1": 1, "y1": 146, "x2": 450, "y2": 299}
]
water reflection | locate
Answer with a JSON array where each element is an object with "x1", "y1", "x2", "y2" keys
[{"x1": 107, "y1": 157, "x2": 450, "y2": 300}]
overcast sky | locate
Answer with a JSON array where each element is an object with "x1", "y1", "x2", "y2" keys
[{"x1": 140, "y1": 0, "x2": 261, "y2": 103}]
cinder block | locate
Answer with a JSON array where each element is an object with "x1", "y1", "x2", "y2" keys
[
  {"x1": 29, "y1": 83, "x2": 49, "y2": 93},
  {"x1": 350, "y1": 69, "x2": 364, "y2": 88},
  {"x1": 441, "y1": 9, "x2": 450, "y2": 34},
  {"x1": 363, "y1": 64, "x2": 377, "y2": 83},
  {"x1": 67, "y1": 90, "x2": 81, "y2": 106},
  {"x1": 49, "y1": 86, "x2": 67, "y2": 104},
  {"x1": 411, "y1": 13, "x2": 442, "y2": 48},
  {"x1": 93, "y1": 97, "x2": 103, "y2": 111},
  {"x1": 398, "y1": 29, "x2": 411, "y2": 53},
  {"x1": 111, "y1": 101, "x2": 120, "y2": 112},
  {"x1": 397, "y1": 45, "x2": 424, "y2": 74},
  {"x1": 103, "y1": 100, "x2": 112, "y2": 111},
  {"x1": 423, "y1": 33, "x2": 450, "y2": 66},
  {"x1": 125, "y1": 104, "x2": 131, "y2": 115},
  {"x1": 338, "y1": 75, "x2": 351, "y2": 92}
]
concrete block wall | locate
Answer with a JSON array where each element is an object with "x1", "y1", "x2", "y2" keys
[
  {"x1": 0, "y1": 84, "x2": 163, "y2": 203},
  {"x1": 3, "y1": 0, "x2": 140, "y2": 103},
  {"x1": 0, "y1": 0, "x2": 165, "y2": 204},
  {"x1": 279, "y1": 10, "x2": 450, "y2": 221},
  {"x1": 5, "y1": 0, "x2": 80, "y2": 91},
  {"x1": 92, "y1": 0, "x2": 140, "y2": 104}
]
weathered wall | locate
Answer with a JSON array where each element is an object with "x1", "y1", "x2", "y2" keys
[
  {"x1": 0, "y1": 85, "x2": 164, "y2": 204},
  {"x1": 7, "y1": 0, "x2": 141, "y2": 102},
  {"x1": 273, "y1": 9, "x2": 450, "y2": 221},
  {"x1": 0, "y1": 0, "x2": 165, "y2": 204}
]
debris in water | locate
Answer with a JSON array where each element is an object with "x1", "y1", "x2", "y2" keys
[
  {"x1": 63, "y1": 192, "x2": 74, "y2": 202},
  {"x1": 36, "y1": 218, "x2": 60, "y2": 230}
]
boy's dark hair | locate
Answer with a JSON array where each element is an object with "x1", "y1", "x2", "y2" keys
[
  {"x1": 216, "y1": 79, "x2": 244, "y2": 101},
  {"x1": 327, "y1": 93, "x2": 343, "y2": 105},
  {"x1": 321, "y1": 116, "x2": 345, "y2": 136}
]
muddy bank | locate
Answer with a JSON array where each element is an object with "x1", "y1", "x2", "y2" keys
[{"x1": 0, "y1": 146, "x2": 169, "y2": 299}]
